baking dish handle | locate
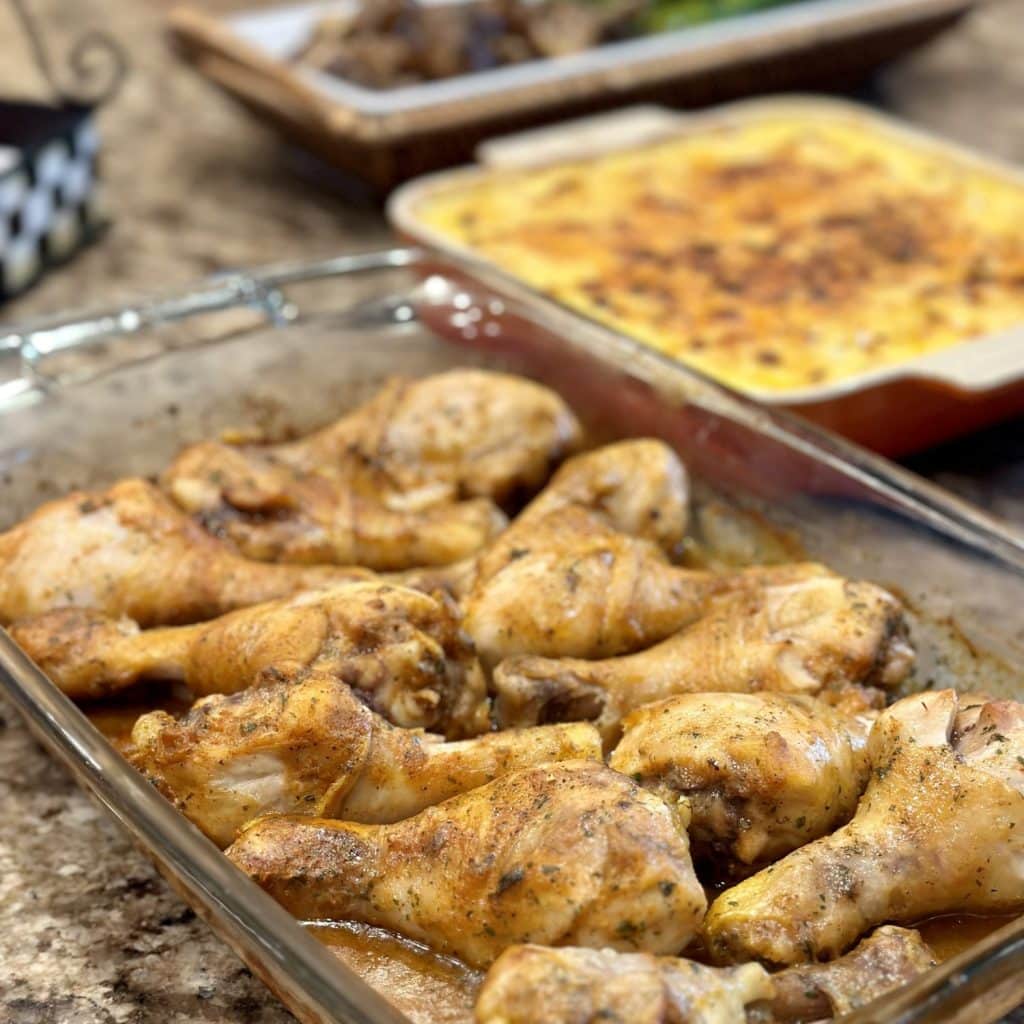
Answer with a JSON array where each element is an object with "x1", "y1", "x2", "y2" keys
[{"x1": 0, "y1": 246, "x2": 423, "y2": 413}]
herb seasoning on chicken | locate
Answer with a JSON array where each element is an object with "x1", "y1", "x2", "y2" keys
[{"x1": 4, "y1": 368, "x2": 1018, "y2": 1024}]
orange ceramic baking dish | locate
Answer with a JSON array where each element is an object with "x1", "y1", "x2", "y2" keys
[{"x1": 391, "y1": 97, "x2": 1024, "y2": 456}]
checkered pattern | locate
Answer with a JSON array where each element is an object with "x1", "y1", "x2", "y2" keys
[{"x1": 0, "y1": 109, "x2": 104, "y2": 302}]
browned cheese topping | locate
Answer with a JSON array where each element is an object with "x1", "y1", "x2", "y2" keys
[{"x1": 419, "y1": 113, "x2": 1024, "y2": 393}]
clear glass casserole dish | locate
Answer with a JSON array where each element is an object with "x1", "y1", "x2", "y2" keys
[{"x1": 1, "y1": 247, "x2": 1023, "y2": 1024}]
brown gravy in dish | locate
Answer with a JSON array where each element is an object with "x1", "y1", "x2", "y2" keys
[
  {"x1": 917, "y1": 913, "x2": 1021, "y2": 962},
  {"x1": 85, "y1": 682, "x2": 192, "y2": 754},
  {"x1": 308, "y1": 922, "x2": 480, "y2": 1024}
]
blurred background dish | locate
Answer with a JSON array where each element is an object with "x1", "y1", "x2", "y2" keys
[
  {"x1": 289, "y1": 0, "x2": 818, "y2": 90},
  {"x1": 168, "y1": 0, "x2": 978, "y2": 193},
  {"x1": 0, "y1": 2, "x2": 123, "y2": 302}
]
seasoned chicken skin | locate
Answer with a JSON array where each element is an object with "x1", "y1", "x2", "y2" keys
[
  {"x1": 494, "y1": 577, "x2": 913, "y2": 743},
  {"x1": 513, "y1": 439, "x2": 690, "y2": 553},
  {"x1": 465, "y1": 505, "x2": 828, "y2": 670},
  {"x1": 130, "y1": 671, "x2": 601, "y2": 847},
  {"x1": 335, "y1": 720, "x2": 602, "y2": 827},
  {"x1": 13, "y1": 583, "x2": 488, "y2": 737},
  {"x1": 610, "y1": 693, "x2": 873, "y2": 867},
  {"x1": 758, "y1": 926, "x2": 936, "y2": 1023},
  {"x1": 703, "y1": 690, "x2": 1024, "y2": 965},
  {"x1": 341, "y1": 439, "x2": 689, "y2": 601},
  {"x1": 459, "y1": 439, "x2": 697, "y2": 667},
  {"x1": 458, "y1": 437, "x2": 816, "y2": 668},
  {"x1": 228, "y1": 761, "x2": 706, "y2": 968},
  {"x1": 475, "y1": 945, "x2": 773, "y2": 1024},
  {"x1": 268, "y1": 370, "x2": 582, "y2": 499},
  {"x1": 474, "y1": 926, "x2": 935, "y2": 1024},
  {"x1": 467, "y1": 509, "x2": 705, "y2": 669},
  {"x1": 166, "y1": 441, "x2": 508, "y2": 569},
  {"x1": 161, "y1": 371, "x2": 581, "y2": 567},
  {"x1": 0, "y1": 478, "x2": 372, "y2": 626}
]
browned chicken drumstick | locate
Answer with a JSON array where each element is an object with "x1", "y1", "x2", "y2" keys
[
  {"x1": 467, "y1": 507, "x2": 703, "y2": 669},
  {"x1": 465, "y1": 504, "x2": 829, "y2": 669},
  {"x1": 459, "y1": 437, "x2": 708, "y2": 666},
  {"x1": 474, "y1": 944, "x2": 773, "y2": 1024},
  {"x1": 456, "y1": 438, "x2": 828, "y2": 669},
  {"x1": 130, "y1": 671, "x2": 601, "y2": 847},
  {"x1": 0, "y1": 478, "x2": 373, "y2": 627},
  {"x1": 228, "y1": 761, "x2": 706, "y2": 968},
  {"x1": 609, "y1": 693, "x2": 874, "y2": 869},
  {"x1": 494, "y1": 576, "x2": 913, "y2": 743},
  {"x1": 237, "y1": 369, "x2": 581, "y2": 496},
  {"x1": 11, "y1": 582, "x2": 489, "y2": 737},
  {"x1": 755, "y1": 926, "x2": 936, "y2": 1023},
  {"x1": 161, "y1": 370, "x2": 582, "y2": 568},
  {"x1": 166, "y1": 444, "x2": 508, "y2": 570},
  {"x1": 475, "y1": 925, "x2": 935, "y2": 1024},
  {"x1": 510, "y1": 438, "x2": 691, "y2": 553},
  {"x1": 703, "y1": 690, "x2": 1024, "y2": 966}
]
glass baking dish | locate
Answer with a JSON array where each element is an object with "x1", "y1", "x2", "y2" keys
[{"x1": 1, "y1": 247, "x2": 1023, "y2": 1024}]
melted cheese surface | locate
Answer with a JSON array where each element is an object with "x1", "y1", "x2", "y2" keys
[{"x1": 416, "y1": 113, "x2": 1024, "y2": 394}]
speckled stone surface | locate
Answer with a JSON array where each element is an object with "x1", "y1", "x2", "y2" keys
[
  {"x1": 1, "y1": 2, "x2": 1024, "y2": 1022},
  {"x1": 0, "y1": 704, "x2": 294, "y2": 1024}
]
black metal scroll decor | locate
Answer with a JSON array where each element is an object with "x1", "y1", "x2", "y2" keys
[{"x1": 8, "y1": 0, "x2": 128, "y2": 108}]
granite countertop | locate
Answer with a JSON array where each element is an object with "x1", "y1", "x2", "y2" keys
[{"x1": 2, "y1": 2, "x2": 1024, "y2": 1022}]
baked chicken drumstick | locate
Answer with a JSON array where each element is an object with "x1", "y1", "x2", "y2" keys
[
  {"x1": 758, "y1": 925, "x2": 936, "y2": 1023},
  {"x1": 165, "y1": 444, "x2": 508, "y2": 570},
  {"x1": 130, "y1": 671, "x2": 600, "y2": 847},
  {"x1": 461, "y1": 438, "x2": 701, "y2": 666},
  {"x1": 609, "y1": 692, "x2": 873, "y2": 869},
  {"x1": 509, "y1": 438, "x2": 691, "y2": 552},
  {"x1": 494, "y1": 576, "x2": 913, "y2": 742},
  {"x1": 12, "y1": 582, "x2": 489, "y2": 737},
  {"x1": 475, "y1": 925, "x2": 934, "y2": 1024},
  {"x1": 205, "y1": 369, "x2": 582, "y2": 496},
  {"x1": 703, "y1": 689, "x2": 1024, "y2": 965},
  {"x1": 459, "y1": 437, "x2": 828, "y2": 667},
  {"x1": 0, "y1": 478, "x2": 373, "y2": 626},
  {"x1": 474, "y1": 945, "x2": 773, "y2": 1024},
  {"x1": 465, "y1": 504, "x2": 828, "y2": 669},
  {"x1": 228, "y1": 761, "x2": 705, "y2": 968},
  {"x1": 161, "y1": 370, "x2": 582, "y2": 568}
]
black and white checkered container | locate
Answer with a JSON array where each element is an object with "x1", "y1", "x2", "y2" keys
[{"x1": 0, "y1": 101, "x2": 107, "y2": 303}]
